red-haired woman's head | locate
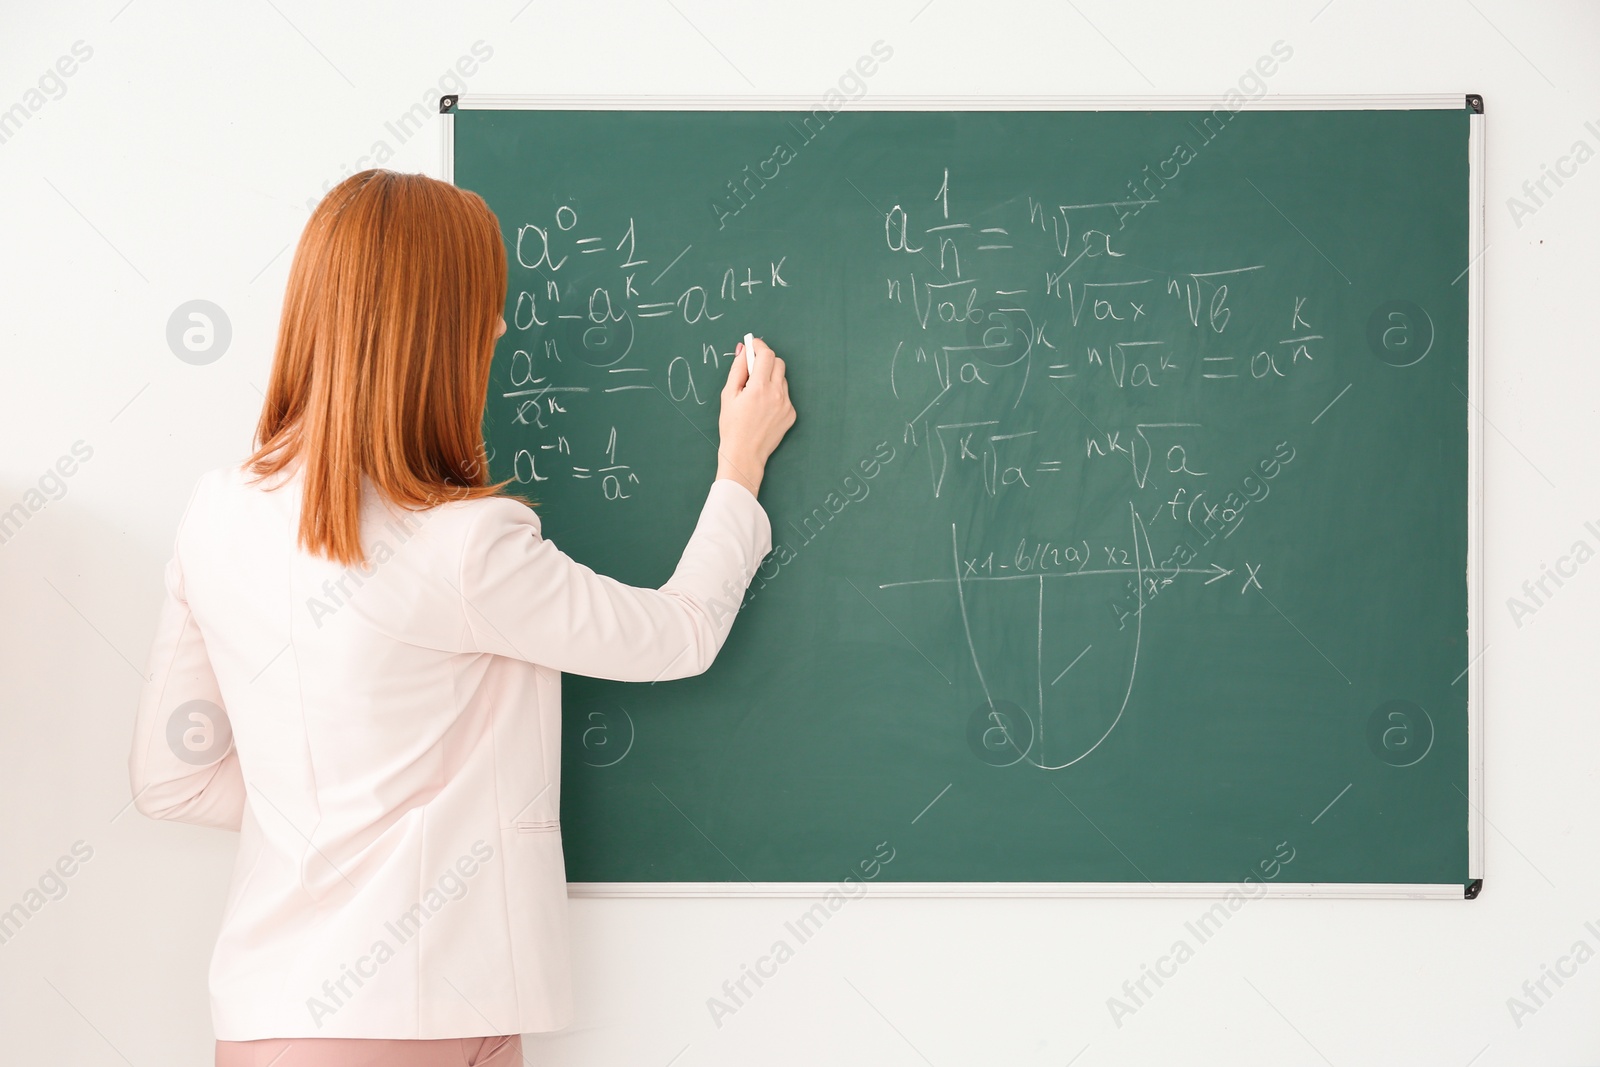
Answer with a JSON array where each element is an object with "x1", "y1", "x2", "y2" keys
[{"x1": 249, "y1": 169, "x2": 508, "y2": 564}]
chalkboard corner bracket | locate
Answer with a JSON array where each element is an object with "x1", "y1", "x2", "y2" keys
[
  {"x1": 1464, "y1": 877, "x2": 1483, "y2": 900},
  {"x1": 441, "y1": 94, "x2": 459, "y2": 115},
  {"x1": 1466, "y1": 93, "x2": 1484, "y2": 114}
]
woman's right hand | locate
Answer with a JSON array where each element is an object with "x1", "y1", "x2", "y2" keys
[{"x1": 716, "y1": 335, "x2": 796, "y2": 498}]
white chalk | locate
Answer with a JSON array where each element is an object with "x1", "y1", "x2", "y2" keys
[{"x1": 744, "y1": 332, "x2": 755, "y2": 375}]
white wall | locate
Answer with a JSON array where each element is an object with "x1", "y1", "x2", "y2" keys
[{"x1": 2, "y1": 1, "x2": 1597, "y2": 1063}]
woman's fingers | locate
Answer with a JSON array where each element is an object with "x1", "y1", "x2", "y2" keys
[
  {"x1": 730, "y1": 334, "x2": 788, "y2": 395},
  {"x1": 750, "y1": 336, "x2": 777, "y2": 382}
]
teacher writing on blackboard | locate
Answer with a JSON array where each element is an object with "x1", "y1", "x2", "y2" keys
[{"x1": 128, "y1": 169, "x2": 794, "y2": 1065}]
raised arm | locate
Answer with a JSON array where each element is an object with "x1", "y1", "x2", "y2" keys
[{"x1": 459, "y1": 335, "x2": 796, "y2": 680}]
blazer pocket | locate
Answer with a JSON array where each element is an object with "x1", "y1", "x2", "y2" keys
[{"x1": 513, "y1": 819, "x2": 560, "y2": 834}]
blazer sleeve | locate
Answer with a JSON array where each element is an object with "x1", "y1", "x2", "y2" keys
[
  {"x1": 128, "y1": 533, "x2": 246, "y2": 831},
  {"x1": 457, "y1": 478, "x2": 773, "y2": 681}
]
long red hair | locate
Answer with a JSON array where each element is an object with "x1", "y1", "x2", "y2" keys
[{"x1": 249, "y1": 169, "x2": 508, "y2": 564}]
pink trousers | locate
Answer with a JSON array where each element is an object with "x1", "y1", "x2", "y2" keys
[{"x1": 215, "y1": 1034, "x2": 521, "y2": 1066}]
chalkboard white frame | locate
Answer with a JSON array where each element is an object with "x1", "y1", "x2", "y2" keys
[{"x1": 442, "y1": 94, "x2": 1485, "y2": 900}]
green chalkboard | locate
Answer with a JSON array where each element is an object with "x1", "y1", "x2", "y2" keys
[{"x1": 453, "y1": 102, "x2": 1478, "y2": 890}]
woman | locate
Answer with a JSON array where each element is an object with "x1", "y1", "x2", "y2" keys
[{"x1": 129, "y1": 169, "x2": 795, "y2": 1065}]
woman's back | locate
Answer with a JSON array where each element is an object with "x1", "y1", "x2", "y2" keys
[{"x1": 133, "y1": 462, "x2": 772, "y2": 1038}]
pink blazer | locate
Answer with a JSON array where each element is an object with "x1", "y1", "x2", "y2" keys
[{"x1": 129, "y1": 465, "x2": 771, "y2": 1039}]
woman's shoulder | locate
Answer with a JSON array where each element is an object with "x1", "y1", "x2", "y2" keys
[
  {"x1": 189, "y1": 463, "x2": 533, "y2": 519},
  {"x1": 187, "y1": 460, "x2": 293, "y2": 502},
  {"x1": 367, "y1": 491, "x2": 541, "y2": 550},
  {"x1": 177, "y1": 464, "x2": 541, "y2": 558},
  {"x1": 178, "y1": 462, "x2": 276, "y2": 519},
  {"x1": 452, "y1": 494, "x2": 541, "y2": 547}
]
